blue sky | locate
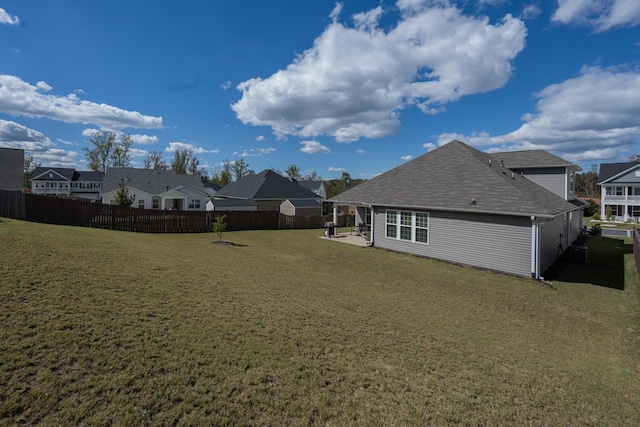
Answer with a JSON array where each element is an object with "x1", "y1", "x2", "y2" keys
[{"x1": 1, "y1": 0, "x2": 639, "y2": 179}]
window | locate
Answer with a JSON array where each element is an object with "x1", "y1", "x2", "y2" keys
[
  {"x1": 138, "y1": 199, "x2": 145, "y2": 209},
  {"x1": 615, "y1": 186, "x2": 624, "y2": 195},
  {"x1": 633, "y1": 206, "x2": 640, "y2": 217},
  {"x1": 386, "y1": 210, "x2": 429, "y2": 244},
  {"x1": 415, "y1": 213, "x2": 429, "y2": 243},
  {"x1": 152, "y1": 197, "x2": 159, "y2": 209},
  {"x1": 400, "y1": 211, "x2": 412, "y2": 241},
  {"x1": 386, "y1": 210, "x2": 397, "y2": 239},
  {"x1": 188, "y1": 198, "x2": 201, "y2": 209}
]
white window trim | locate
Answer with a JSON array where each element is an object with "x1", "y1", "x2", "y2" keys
[{"x1": 385, "y1": 209, "x2": 429, "y2": 244}]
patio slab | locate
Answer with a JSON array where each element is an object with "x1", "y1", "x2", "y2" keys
[{"x1": 318, "y1": 231, "x2": 371, "y2": 247}]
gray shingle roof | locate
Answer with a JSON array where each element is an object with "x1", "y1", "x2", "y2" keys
[
  {"x1": 216, "y1": 170, "x2": 321, "y2": 200},
  {"x1": 329, "y1": 140, "x2": 579, "y2": 218},
  {"x1": 598, "y1": 162, "x2": 640, "y2": 183},
  {"x1": 102, "y1": 168, "x2": 206, "y2": 195},
  {"x1": 31, "y1": 167, "x2": 76, "y2": 181},
  {"x1": 491, "y1": 150, "x2": 581, "y2": 170}
]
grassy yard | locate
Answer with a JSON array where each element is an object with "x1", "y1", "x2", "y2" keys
[{"x1": 1, "y1": 219, "x2": 639, "y2": 425}]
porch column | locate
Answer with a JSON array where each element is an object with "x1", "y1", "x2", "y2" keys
[
  {"x1": 332, "y1": 204, "x2": 338, "y2": 225},
  {"x1": 624, "y1": 187, "x2": 629, "y2": 221}
]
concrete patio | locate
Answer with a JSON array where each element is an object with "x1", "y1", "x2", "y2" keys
[{"x1": 318, "y1": 230, "x2": 371, "y2": 247}]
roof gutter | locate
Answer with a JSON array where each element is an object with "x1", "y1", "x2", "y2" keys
[{"x1": 329, "y1": 200, "x2": 572, "y2": 220}]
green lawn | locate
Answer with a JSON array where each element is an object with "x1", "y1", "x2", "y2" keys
[{"x1": 1, "y1": 218, "x2": 639, "y2": 425}]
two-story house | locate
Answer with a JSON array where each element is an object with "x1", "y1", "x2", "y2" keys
[
  {"x1": 30, "y1": 167, "x2": 104, "y2": 200},
  {"x1": 598, "y1": 161, "x2": 640, "y2": 221}
]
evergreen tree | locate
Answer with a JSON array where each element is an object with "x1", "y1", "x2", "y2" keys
[{"x1": 113, "y1": 178, "x2": 135, "y2": 207}]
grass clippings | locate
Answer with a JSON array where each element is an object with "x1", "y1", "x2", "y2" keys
[{"x1": 1, "y1": 219, "x2": 639, "y2": 425}]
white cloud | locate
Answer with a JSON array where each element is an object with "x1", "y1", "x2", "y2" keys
[
  {"x1": 422, "y1": 142, "x2": 438, "y2": 151},
  {"x1": 166, "y1": 141, "x2": 219, "y2": 154},
  {"x1": 0, "y1": 8, "x2": 19, "y2": 25},
  {"x1": 0, "y1": 74, "x2": 163, "y2": 130},
  {"x1": 328, "y1": 166, "x2": 346, "y2": 172},
  {"x1": 401, "y1": 155, "x2": 413, "y2": 160},
  {"x1": 238, "y1": 147, "x2": 276, "y2": 157},
  {"x1": 437, "y1": 66, "x2": 640, "y2": 163},
  {"x1": 231, "y1": 2, "x2": 525, "y2": 143},
  {"x1": 256, "y1": 135, "x2": 266, "y2": 141},
  {"x1": 520, "y1": 4, "x2": 542, "y2": 20},
  {"x1": 0, "y1": 119, "x2": 78, "y2": 167},
  {"x1": 552, "y1": 0, "x2": 640, "y2": 32},
  {"x1": 356, "y1": 149, "x2": 366, "y2": 155},
  {"x1": 300, "y1": 140, "x2": 332, "y2": 154},
  {"x1": 131, "y1": 134, "x2": 158, "y2": 145},
  {"x1": 221, "y1": 81, "x2": 232, "y2": 90}
]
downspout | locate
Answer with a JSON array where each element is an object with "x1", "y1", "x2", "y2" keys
[
  {"x1": 369, "y1": 205, "x2": 374, "y2": 246},
  {"x1": 531, "y1": 216, "x2": 541, "y2": 280},
  {"x1": 332, "y1": 203, "x2": 338, "y2": 225}
]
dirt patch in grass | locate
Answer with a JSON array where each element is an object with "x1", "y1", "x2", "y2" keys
[{"x1": 1, "y1": 219, "x2": 639, "y2": 425}]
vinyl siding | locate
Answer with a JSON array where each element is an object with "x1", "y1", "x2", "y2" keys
[
  {"x1": 539, "y1": 215, "x2": 565, "y2": 274},
  {"x1": 609, "y1": 169, "x2": 640, "y2": 183},
  {"x1": 515, "y1": 167, "x2": 567, "y2": 199},
  {"x1": 373, "y1": 209, "x2": 532, "y2": 277}
]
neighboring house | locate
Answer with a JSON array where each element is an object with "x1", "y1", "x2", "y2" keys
[
  {"x1": 203, "y1": 183, "x2": 220, "y2": 198},
  {"x1": 297, "y1": 180, "x2": 327, "y2": 200},
  {"x1": 215, "y1": 170, "x2": 322, "y2": 211},
  {"x1": 101, "y1": 168, "x2": 207, "y2": 211},
  {"x1": 207, "y1": 198, "x2": 258, "y2": 211},
  {"x1": 0, "y1": 147, "x2": 24, "y2": 191},
  {"x1": 30, "y1": 167, "x2": 104, "y2": 200},
  {"x1": 280, "y1": 199, "x2": 323, "y2": 216},
  {"x1": 598, "y1": 161, "x2": 640, "y2": 221},
  {"x1": 329, "y1": 140, "x2": 583, "y2": 279}
]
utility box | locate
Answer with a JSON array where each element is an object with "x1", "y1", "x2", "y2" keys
[{"x1": 568, "y1": 245, "x2": 588, "y2": 264}]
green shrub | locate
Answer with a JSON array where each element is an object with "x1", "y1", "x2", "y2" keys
[
  {"x1": 592, "y1": 213, "x2": 601, "y2": 221},
  {"x1": 590, "y1": 223, "x2": 602, "y2": 236}
]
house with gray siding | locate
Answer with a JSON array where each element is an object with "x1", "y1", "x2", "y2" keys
[
  {"x1": 0, "y1": 147, "x2": 24, "y2": 191},
  {"x1": 328, "y1": 140, "x2": 583, "y2": 279},
  {"x1": 491, "y1": 149, "x2": 582, "y2": 202}
]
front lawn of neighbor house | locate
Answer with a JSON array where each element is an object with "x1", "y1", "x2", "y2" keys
[{"x1": 1, "y1": 219, "x2": 639, "y2": 425}]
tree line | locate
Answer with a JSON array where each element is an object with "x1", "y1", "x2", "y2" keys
[{"x1": 79, "y1": 131, "x2": 366, "y2": 196}]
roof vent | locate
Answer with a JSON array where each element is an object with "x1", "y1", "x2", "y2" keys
[
  {"x1": 470, "y1": 198, "x2": 477, "y2": 205},
  {"x1": 512, "y1": 173, "x2": 515, "y2": 179},
  {"x1": 500, "y1": 160, "x2": 505, "y2": 168},
  {"x1": 488, "y1": 159, "x2": 492, "y2": 166}
]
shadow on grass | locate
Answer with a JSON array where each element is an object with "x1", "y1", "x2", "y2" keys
[
  {"x1": 544, "y1": 236, "x2": 632, "y2": 290},
  {"x1": 210, "y1": 240, "x2": 247, "y2": 247}
]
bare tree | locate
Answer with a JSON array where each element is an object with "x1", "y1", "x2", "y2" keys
[
  {"x1": 111, "y1": 134, "x2": 134, "y2": 168},
  {"x1": 84, "y1": 131, "x2": 117, "y2": 172},
  {"x1": 143, "y1": 151, "x2": 168, "y2": 170}
]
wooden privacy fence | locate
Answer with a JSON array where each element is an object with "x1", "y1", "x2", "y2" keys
[
  {"x1": 0, "y1": 190, "x2": 25, "y2": 220},
  {"x1": 0, "y1": 193, "x2": 280, "y2": 233},
  {"x1": 0, "y1": 191, "x2": 356, "y2": 233}
]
